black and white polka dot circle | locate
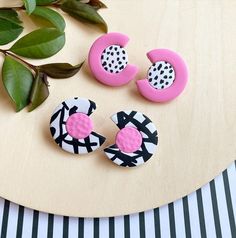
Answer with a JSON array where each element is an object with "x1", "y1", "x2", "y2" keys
[
  {"x1": 148, "y1": 61, "x2": 175, "y2": 89},
  {"x1": 101, "y1": 45, "x2": 128, "y2": 73},
  {"x1": 50, "y1": 98, "x2": 106, "y2": 155}
]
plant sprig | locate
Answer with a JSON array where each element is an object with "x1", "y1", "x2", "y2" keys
[
  {"x1": 0, "y1": 41, "x2": 84, "y2": 112},
  {"x1": 0, "y1": 0, "x2": 107, "y2": 112}
]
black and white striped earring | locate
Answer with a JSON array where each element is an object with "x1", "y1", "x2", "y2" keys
[
  {"x1": 104, "y1": 110, "x2": 158, "y2": 167},
  {"x1": 50, "y1": 98, "x2": 106, "y2": 154}
]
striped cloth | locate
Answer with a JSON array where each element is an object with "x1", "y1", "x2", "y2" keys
[{"x1": 0, "y1": 162, "x2": 235, "y2": 238}]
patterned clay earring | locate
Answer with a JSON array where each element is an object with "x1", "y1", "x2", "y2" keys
[
  {"x1": 88, "y1": 32, "x2": 138, "y2": 87},
  {"x1": 104, "y1": 110, "x2": 158, "y2": 167},
  {"x1": 136, "y1": 49, "x2": 188, "y2": 102},
  {"x1": 50, "y1": 98, "x2": 106, "y2": 154}
]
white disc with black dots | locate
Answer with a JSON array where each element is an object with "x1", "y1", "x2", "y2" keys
[
  {"x1": 101, "y1": 45, "x2": 128, "y2": 74},
  {"x1": 148, "y1": 61, "x2": 175, "y2": 89}
]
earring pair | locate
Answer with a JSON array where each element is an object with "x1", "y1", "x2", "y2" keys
[
  {"x1": 88, "y1": 32, "x2": 188, "y2": 103},
  {"x1": 50, "y1": 98, "x2": 158, "y2": 167}
]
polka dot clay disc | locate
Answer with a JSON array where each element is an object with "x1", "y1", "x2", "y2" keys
[
  {"x1": 148, "y1": 61, "x2": 175, "y2": 90},
  {"x1": 101, "y1": 45, "x2": 128, "y2": 74}
]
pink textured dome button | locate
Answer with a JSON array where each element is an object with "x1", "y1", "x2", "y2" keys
[
  {"x1": 66, "y1": 112, "x2": 93, "y2": 140},
  {"x1": 115, "y1": 127, "x2": 142, "y2": 153}
]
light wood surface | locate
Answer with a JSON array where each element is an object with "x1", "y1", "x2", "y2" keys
[{"x1": 0, "y1": 0, "x2": 235, "y2": 217}]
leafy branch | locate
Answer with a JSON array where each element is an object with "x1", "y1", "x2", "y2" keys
[{"x1": 0, "y1": 0, "x2": 107, "y2": 112}]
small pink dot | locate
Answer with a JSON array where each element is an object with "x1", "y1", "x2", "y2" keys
[
  {"x1": 115, "y1": 127, "x2": 142, "y2": 153},
  {"x1": 66, "y1": 113, "x2": 93, "y2": 139}
]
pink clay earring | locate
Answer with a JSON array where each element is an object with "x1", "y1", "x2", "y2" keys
[
  {"x1": 88, "y1": 32, "x2": 138, "y2": 87},
  {"x1": 136, "y1": 49, "x2": 188, "y2": 102},
  {"x1": 50, "y1": 97, "x2": 106, "y2": 155},
  {"x1": 104, "y1": 110, "x2": 158, "y2": 167},
  {"x1": 88, "y1": 33, "x2": 189, "y2": 102}
]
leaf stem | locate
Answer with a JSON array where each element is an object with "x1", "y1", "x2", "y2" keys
[
  {"x1": 13, "y1": 6, "x2": 25, "y2": 11},
  {"x1": 0, "y1": 49, "x2": 7, "y2": 55},
  {"x1": 51, "y1": 3, "x2": 61, "y2": 8},
  {"x1": 0, "y1": 49, "x2": 38, "y2": 72},
  {"x1": 0, "y1": 6, "x2": 24, "y2": 10}
]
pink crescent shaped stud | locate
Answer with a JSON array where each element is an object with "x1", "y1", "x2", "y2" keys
[
  {"x1": 88, "y1": 32, "x2": 138, "y2": 87},
  {"x1": 136, "y1": 49, "x2": 189, "y2": 102}
]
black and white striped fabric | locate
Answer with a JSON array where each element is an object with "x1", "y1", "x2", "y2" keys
[{"x1": 0, "y1": 161, "x2": 235, "y2": 237}]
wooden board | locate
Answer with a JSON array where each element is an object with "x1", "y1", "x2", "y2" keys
[{"x1": 0, "y1": 0, "x2": 235, "y2": 217}]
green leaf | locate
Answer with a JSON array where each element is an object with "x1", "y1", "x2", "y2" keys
[
  {"x1": 39, "y1": 62, "x2": 84, "y2": 78},
  {"x1": 2, "y1": 56, "x2": 34, "y2": 112},
  {"x1": 0, "y1": 19, "x2": 23, "y2": 45},
  {"x1": 36, "y1": 0, "x2": 57, "y2": 5},
  {"x1": 32, "y1": 7, "x2": 65, "y2": 32},
  {"x1": 10, "y1": 28, "x2": 65, "y2": 59},
  {"x1": 28, "y1": 72, "x2": 49, "y2": 111},
  {"x1": 61, "y1": 0, "x2": 107, "y2": 32},
  {"x1": 0, "y1": 9, "x2": 22, "y2": 24},
  {"x1": 23, "y1": 0, "x2": 37, "y2": 14}
]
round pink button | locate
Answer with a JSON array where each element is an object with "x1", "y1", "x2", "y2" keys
[
  {"x1": 115, "y1": 127, "x2": 142, "y2": 153},
  {"x1": 66, "y1": 113, "x2": 93, "y2": 139}
]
